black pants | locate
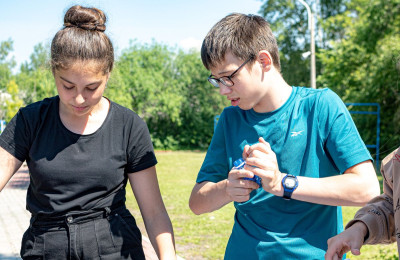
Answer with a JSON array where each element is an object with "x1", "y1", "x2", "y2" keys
[{"x1": 20, "y1": 206, "x2": 145, "y2": 260}]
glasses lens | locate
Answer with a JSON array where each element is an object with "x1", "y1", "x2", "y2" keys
[
  {"x1": 208, "y1": 78, "x2": 220, "y2": 88},
  {"x1": 220, "y1": 77, "x2": 234, "y2": 87}
]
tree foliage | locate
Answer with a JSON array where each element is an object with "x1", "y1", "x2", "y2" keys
[
  {"x1": 259, "y1": 0, "x2": 348, "y2": 86},
  {"x1": 0, "y1": 39, "x2": 16, "y2": 91},
  {"x1": 318, "y1": 0, "x2": 400, "y2": 157},
  {"x1": 4, "y1": 80, "x2": 24, "y2": 122},
  {"x1": 174, "y1": 50, "x2": 228, "y2": 149},
  {"x1": 16, "y1": 43, "x2": 55, "y2": 104},
  {"x1": 107, "y1": 41, "x2": 227, "y2": 149},
  {"x1": 0, "y1": 39, "x2": 19, "y2": 121}
]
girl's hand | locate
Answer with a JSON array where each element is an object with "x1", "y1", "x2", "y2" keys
[{"x1": 325, "y1": 222, "x2": 367, "y2": 260}]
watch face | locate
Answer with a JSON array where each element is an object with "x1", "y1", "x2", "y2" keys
[{"x1": 285, "y1": 177, "x2": 296, "y2": 189}]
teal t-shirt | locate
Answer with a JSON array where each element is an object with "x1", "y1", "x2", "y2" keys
[{"x1": 196, "y1": 87, "x2": 372, "y2": 259}]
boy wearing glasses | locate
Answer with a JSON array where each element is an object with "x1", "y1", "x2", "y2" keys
[{"x1": 189, "y1": 13, "x2": 380, "y2": 259}]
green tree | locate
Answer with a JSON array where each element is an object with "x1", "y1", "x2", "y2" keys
[
  {"x1": 4, "y1": 80, "x2": 24, "y2": 121},
  {"x1": 111, "y1": 41, "x2": 181, "y2": 118},
  {"x1": 0, "y1": 39, "x2": 16, "y2": 91},
  {"x1": 174, "y1": 50, "x2": 228, "y2": 149},
  {"x1": 106, "y1": 41, "x2": 228, "y2": 149},
  {"x1": 16, "y1": 42, "x2": 55, "y2": 104},
  {"x1": 318, "y1": 0, "x2": 400, "y2": 158},
  {"x1": 29, "y1": 43, "x2": 50, "y2": 71},
  {"x1": 259, "y1": 0, "x2": 348, "y2": 87},
  {"x1": 107, "y1": 41, "x2": 184, "y2": 149}
]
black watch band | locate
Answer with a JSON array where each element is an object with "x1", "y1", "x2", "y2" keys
[{"x1": 283, "y1": 189, "x2": 293, "y2": 200}]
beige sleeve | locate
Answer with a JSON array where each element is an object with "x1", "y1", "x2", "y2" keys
[{"x1": 345, "y1": 148, "x2": 400, "y2": 245}]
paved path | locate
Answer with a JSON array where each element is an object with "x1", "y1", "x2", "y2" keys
[{"x1": 0, "y1": 164, "x2": 160, "y2": 260}]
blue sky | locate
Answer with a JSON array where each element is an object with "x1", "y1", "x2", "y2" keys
[{"x1": 0, "y1": 0, "x2": 264, "y2": 69}]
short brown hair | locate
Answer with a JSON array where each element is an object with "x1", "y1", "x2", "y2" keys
[
  {"x1": 51, "y1": 5, "x2": 114, "y2": 74},
  {"x1": 201, "y1": 13, "x2": 280, "y2": 72}
]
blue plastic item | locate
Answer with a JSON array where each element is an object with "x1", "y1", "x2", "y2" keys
[{"x1": 233, "y1": 158, "x2": 262, "y2": 187}]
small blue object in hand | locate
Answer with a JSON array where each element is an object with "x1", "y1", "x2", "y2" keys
[{"x1": 233, "y1": 158, "x2": 262, "y2": 187}]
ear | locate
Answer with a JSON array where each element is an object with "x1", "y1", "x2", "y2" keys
[{"x1": 257, "y1": 50, "x2": 273, "y2": 72}]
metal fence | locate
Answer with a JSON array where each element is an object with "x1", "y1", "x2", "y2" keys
[{"x1": 345, "y1": 103, "x2": 380, "y2": 169}]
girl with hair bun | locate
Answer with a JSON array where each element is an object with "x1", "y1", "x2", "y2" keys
[{"x1": 0, "y1": 5, "x2": 176, "y2": 259}]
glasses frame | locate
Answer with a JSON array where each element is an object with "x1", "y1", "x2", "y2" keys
[{"x1": 207, "y1": 56, "x2": 254, "y2": 88}]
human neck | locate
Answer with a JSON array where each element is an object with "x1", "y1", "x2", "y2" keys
[
  {"x1": 59, "y1": 97, "x2": 110, "y2": 135},
  {"x1": 253, "y1": 73, "x2": 292, "y2": 113}
]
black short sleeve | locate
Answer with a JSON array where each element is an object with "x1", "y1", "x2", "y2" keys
[
  {"x1": 125, "y1": 118, "x2": 157, "y2": 173},
  {"x1": 0, "y1": 103, "x2": 42, "y2": 162}
]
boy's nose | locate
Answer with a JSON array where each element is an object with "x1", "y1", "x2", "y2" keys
[{"x1": 219, "y1": 84, "x2": 232, "y2": 95}]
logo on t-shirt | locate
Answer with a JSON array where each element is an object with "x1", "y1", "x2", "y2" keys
[{"x1": 291, "y1": 130, "x2": 304, "y2": 137}]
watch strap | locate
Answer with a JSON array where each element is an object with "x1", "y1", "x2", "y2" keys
[
  {"x1": 283, "y1": 189, "x2": 293, "y2": 200},
  {"x1": 282, "y1": 174, "x2": 298, "y2": 200}
]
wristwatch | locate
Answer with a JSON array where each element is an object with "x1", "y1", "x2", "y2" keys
[{"x1": 282, "y1": 174, "x2": 298, "y2": 200}]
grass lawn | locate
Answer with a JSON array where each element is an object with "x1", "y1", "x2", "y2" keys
[{"x1": 126, "y1": 151, "x2": 398, "y2": 260}]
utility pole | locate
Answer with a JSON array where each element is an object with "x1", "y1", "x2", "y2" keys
[{"x1": 298, "y1": 0, "x2": 316, "y2": 89}]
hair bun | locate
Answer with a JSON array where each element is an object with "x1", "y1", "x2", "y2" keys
[{"x1": 63, "y1": 5, "x2": 106, "y2": 32}]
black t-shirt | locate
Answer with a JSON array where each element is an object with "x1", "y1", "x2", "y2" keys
[{"x1": 0, "y1": 96, "x2": 157, "y2": 216}]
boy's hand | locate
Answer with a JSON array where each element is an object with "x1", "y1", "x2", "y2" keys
[
  {"x1": 226, "y1": 167, "x2": 259, "y2": 202},
  {"x1": 325, "y1": 222, "x2": 367, "y2": 260},
  {"x1": 242, "y1": 137, "x2": 284, "y2": 196}
]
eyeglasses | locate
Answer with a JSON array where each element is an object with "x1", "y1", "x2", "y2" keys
[{"x1": 208, "y1": 56, "x2": 254, "y2": 88}]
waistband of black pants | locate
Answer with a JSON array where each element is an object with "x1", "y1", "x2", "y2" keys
[{"x1": 30, "y1": 200, "x2": 126, "y2": 227}]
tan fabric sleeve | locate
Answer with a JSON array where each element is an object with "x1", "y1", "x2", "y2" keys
[{"x1": 345, "y1": 147, "x2": 400, "y2": 245}]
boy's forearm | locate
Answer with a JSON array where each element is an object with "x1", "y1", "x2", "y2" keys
[
  {"x1": 290, "y1": 162, "x2": 380, "y2": 206},
  {"x1": 189, "y1": 180, "x2": 232, "y2": 215}
]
